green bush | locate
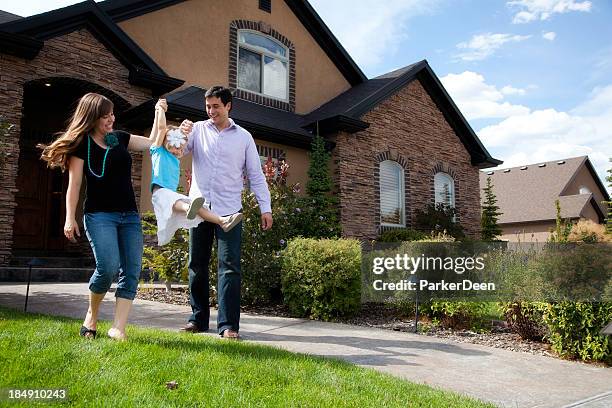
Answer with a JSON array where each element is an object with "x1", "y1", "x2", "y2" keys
[
  {"x1": 541, "y1": 302, "x2": 612, "y2": 363},
  {"x1": 429, "y1": 301, "x2": 493, "y2": 331},
  {"x1": 378, "y1": 228, "x2": 427, "y2": 242},
  {"x1": 281, "y1": 238, "x2": 362, "y2": 321},
  {"x1": 414, "y1": 203, "x2": 465, "y2": 239}
]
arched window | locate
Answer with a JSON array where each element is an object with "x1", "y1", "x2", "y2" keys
[
  {"x1": 434, "y1": 172, "x2": 455, "y2": 207},
  {"x1": 237, "y1": 30, "x2": 288, "y2": 101},
  {"x1": 380, "y1": 160, "x2": 405, "y2": 226},
  {"x1": 579, "y1": 186, "x2": 591, "y2": 195}
]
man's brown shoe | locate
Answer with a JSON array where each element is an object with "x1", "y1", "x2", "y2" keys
[
  {"x1": 221, "y1": 329, "x2": 240, "y2": 340},
  {"x1": 180, "y1": 322, "x2": 202, "y2": 333}
]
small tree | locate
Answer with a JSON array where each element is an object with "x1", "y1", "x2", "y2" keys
[
  {"x1": 294, "y1": 133, "x2": 340, "y2": 238},
  {"x1": 481, "y1": 177, "x2": 502, "y2": 241},
  {"x1": 549, "y1": 199, "x2": 572, "y2": 243}
]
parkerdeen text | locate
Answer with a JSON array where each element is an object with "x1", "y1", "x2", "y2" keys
[{"x1": 373, "y1": 279, "x2": 496, "y2": 291}]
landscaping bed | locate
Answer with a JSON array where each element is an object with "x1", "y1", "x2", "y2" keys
[{"x1": 137, "y1": 288, "x2": 553, "y2": 358}]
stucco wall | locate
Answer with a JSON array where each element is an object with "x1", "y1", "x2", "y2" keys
[{"x1": 117, "y1": 0, "x2": 351, "y2": 114}]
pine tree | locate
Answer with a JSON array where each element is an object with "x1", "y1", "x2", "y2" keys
[
  {"x1": 481, "y1": 177, "x2": 502, "y2": 241},
  {"x1": 306, "y1": 133, "x2": 332, "y2": 197},
  {"x1": 297, "y1": 132, "x2": 340, "y2": 238}
]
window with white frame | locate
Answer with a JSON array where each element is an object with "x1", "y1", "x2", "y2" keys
[
  {"x1": 237, "y1": 30, "x2": 288, "y2": 101},
  {"x1": 434, "y1": 172, "x2": 455, "y2": 207},
  {"x1": 380, "y1": 160, "x2": 405, "y2": 226}
]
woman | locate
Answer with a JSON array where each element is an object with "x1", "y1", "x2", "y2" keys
[{"x1": 40, "y1": 92, "x2": 153, "y2": 341}]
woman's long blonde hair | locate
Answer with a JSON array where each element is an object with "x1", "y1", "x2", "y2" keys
[{"x1": 39, "y1": 93, "x2": 114, "y2": 171}]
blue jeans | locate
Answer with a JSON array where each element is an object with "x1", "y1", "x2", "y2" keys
[
  {"x1": 83, "y1": 212, "x2": 143, "y2": 300},
  {"x1": 188, "y1": 219, "x2": 242, "y2": 334}
]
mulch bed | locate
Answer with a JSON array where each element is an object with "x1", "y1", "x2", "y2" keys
[{"x1": 137, "y1": 287, "x2": 554, "y2": 358}]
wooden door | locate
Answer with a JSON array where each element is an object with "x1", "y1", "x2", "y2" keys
[{"x1": 13, "y1": 148, "x2": 49, "y2": 249}]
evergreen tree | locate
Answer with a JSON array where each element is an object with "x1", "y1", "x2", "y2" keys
[
  {"x1": 306, "y1": 133, "x2": 332, "y2": 197},
  {"x1": 481, "y1": 177, "x2": 502, "y2": 241},
  {"x1": 296, "y1": 132, "x2": 340, "y2": 238}
]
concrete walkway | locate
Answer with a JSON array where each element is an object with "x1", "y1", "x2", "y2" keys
[{"x1": 1, "y1": 283, "x2": 611, "y2": 408}]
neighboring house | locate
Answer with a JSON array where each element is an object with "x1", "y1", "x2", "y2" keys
[
  {"x1": 0, "y1": 0, "x2": 500, "y2": 266},
  {"x1": 479, "y1": 156, "x2": 610, "y2": 242}
]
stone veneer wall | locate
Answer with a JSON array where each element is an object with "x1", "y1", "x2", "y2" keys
[
  {"x1": 332, "y1": 80, "x2": 482, "y2": 241},
  {"x1": 0, "y1": 29, "x2": 152, "y2": 265}
]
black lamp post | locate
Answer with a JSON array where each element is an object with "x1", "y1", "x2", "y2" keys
[
  {"x1": 409, "y1": 274, "x2": 419, "y2": 333},
  {"x1": 24, "y1": 258, "x2": 44, "y2": 312}
]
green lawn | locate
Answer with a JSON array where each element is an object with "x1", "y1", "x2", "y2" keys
[{"x1": 0, "y1": 307, "x2": 493, "y2": 407}]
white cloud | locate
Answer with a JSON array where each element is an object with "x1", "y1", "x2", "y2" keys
[
  {"x1": 456, "y1": 33, "x2": 531, "y2": 61},
  {"x1": 508, "y1": 0, "x2": 592, "y2": 24},
  {"x1": 501, "y1": 85, "x2": 527, "y2": 96},
  {"x1": 542, "y1": 31, "x2": 557, "y2": 41},
  {"x1": 309, "y1": 0, "x2": 439, "y2": 71},
  {"x1": 479, "y1": 85, "x2": 612, "y2": 184},
  {"x1": 441, "y1": 71, "x2": 530, "y2": 120}
]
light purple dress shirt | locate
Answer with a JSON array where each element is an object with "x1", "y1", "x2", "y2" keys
[{"x1": 185, "y1": 118, "x2": 271, "y2": 216}]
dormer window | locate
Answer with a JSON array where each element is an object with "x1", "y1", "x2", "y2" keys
[{"x1": 237, "y1": 30, "x2": 288, "y2": 101}]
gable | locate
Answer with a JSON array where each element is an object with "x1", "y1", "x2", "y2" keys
[
  {"x1": 115, "y1": 0, "x2": 353, "y2": 113},
  {"x1": 562, "y1": 161, "x2": 610, "y2": 214},
  {"x1": 364, "y1": 79, "x2": 473, "y2": 164}
]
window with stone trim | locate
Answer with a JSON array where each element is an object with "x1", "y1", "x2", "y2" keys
[
  {"x1": 434, "y1": 172, "x2": 455, "y2": 207},
  {"x1": 229, "y1": 20, "x2": 296, "y2": 112},
  {"x1": 380, "y1": 160, "x2": 405, "y2": 226},
  {"x1": 237, "y1": 30, "x2": 288, "y2": 101}
]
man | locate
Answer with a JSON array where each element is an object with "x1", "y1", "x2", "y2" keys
[{"x1": 179, "y1": 86, "x2": 272, "y2": 339}]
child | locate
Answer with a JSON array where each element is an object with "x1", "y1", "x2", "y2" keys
[{"x1": 149, "y1": 99, "x2": 242, "y2": 246}]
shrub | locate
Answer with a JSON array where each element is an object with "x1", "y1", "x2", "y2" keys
[
  {"x1": 541, "y1": 302, "x2": 612, "y2": 363},
  {"x1": 568, "y1": 219, "x2": 611, "y2": 243},
  {"x1": 378, "y1": 228, "x2": 427, "y2": 242},
  {"x1": 281, "y1": 238, "x2": 361, "y2": 321},
  {"x1": 414, "y1": 203, "x2": 465, "y2": 239},
  {"x1": 429, "y1": 301, "x2": 493, "y2": 331},
  {"x1": 502, "y1": 301, "x2": 547, "y2": 340}
]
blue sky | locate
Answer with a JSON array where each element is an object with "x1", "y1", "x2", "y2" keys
[{"x1": 4, "y1": 0, "x2": 611, "y2": 186}]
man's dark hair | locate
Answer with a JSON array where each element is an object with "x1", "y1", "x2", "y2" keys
[{"x1": 205, "y1": 86, "x2": 232, "y2": 106}]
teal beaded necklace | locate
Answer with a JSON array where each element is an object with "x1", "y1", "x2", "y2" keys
[{"x1": 87, "y1": 134, "x2": 111, "y2": 178}]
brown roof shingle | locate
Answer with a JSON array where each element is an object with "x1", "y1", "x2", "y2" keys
[{"x1": 479, "y1": 156, "x2": 596, "y2": 224}]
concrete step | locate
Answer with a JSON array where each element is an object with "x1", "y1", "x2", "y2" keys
[{"x1": 0, "y1": 267, "x2": 92, "y2": 282}]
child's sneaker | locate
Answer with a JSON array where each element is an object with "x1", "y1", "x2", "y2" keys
[
  {"x1": 220, "y1": 213, "x2": 243, "y2": 232},
  {"x1": 186, "y1": 197, "x2": 204, "y2": 220}
]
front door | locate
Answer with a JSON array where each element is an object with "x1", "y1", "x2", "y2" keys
[{"x1": 12, "y1": 136, "x2": 69, "y2": 251}]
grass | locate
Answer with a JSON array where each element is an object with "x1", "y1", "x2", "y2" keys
[{"x1": 0, "y1": 307, "x2": 494, "y2": 407}]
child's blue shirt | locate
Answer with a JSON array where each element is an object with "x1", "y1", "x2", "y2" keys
[{"x1": 150, "y1": 145, "x2": 179, "y2": 192}]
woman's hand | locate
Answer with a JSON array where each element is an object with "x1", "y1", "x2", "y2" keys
[{"x1": 64, "y1": 218, "x2": 80, "y2": 243}]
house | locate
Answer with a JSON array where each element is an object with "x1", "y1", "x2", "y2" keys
[
  {"x1": 479, "y1": 156, "x2": 610, "y2": 242},
  {"x1": 0, "y1": 0, "x2": 500, "y2": 266}
]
